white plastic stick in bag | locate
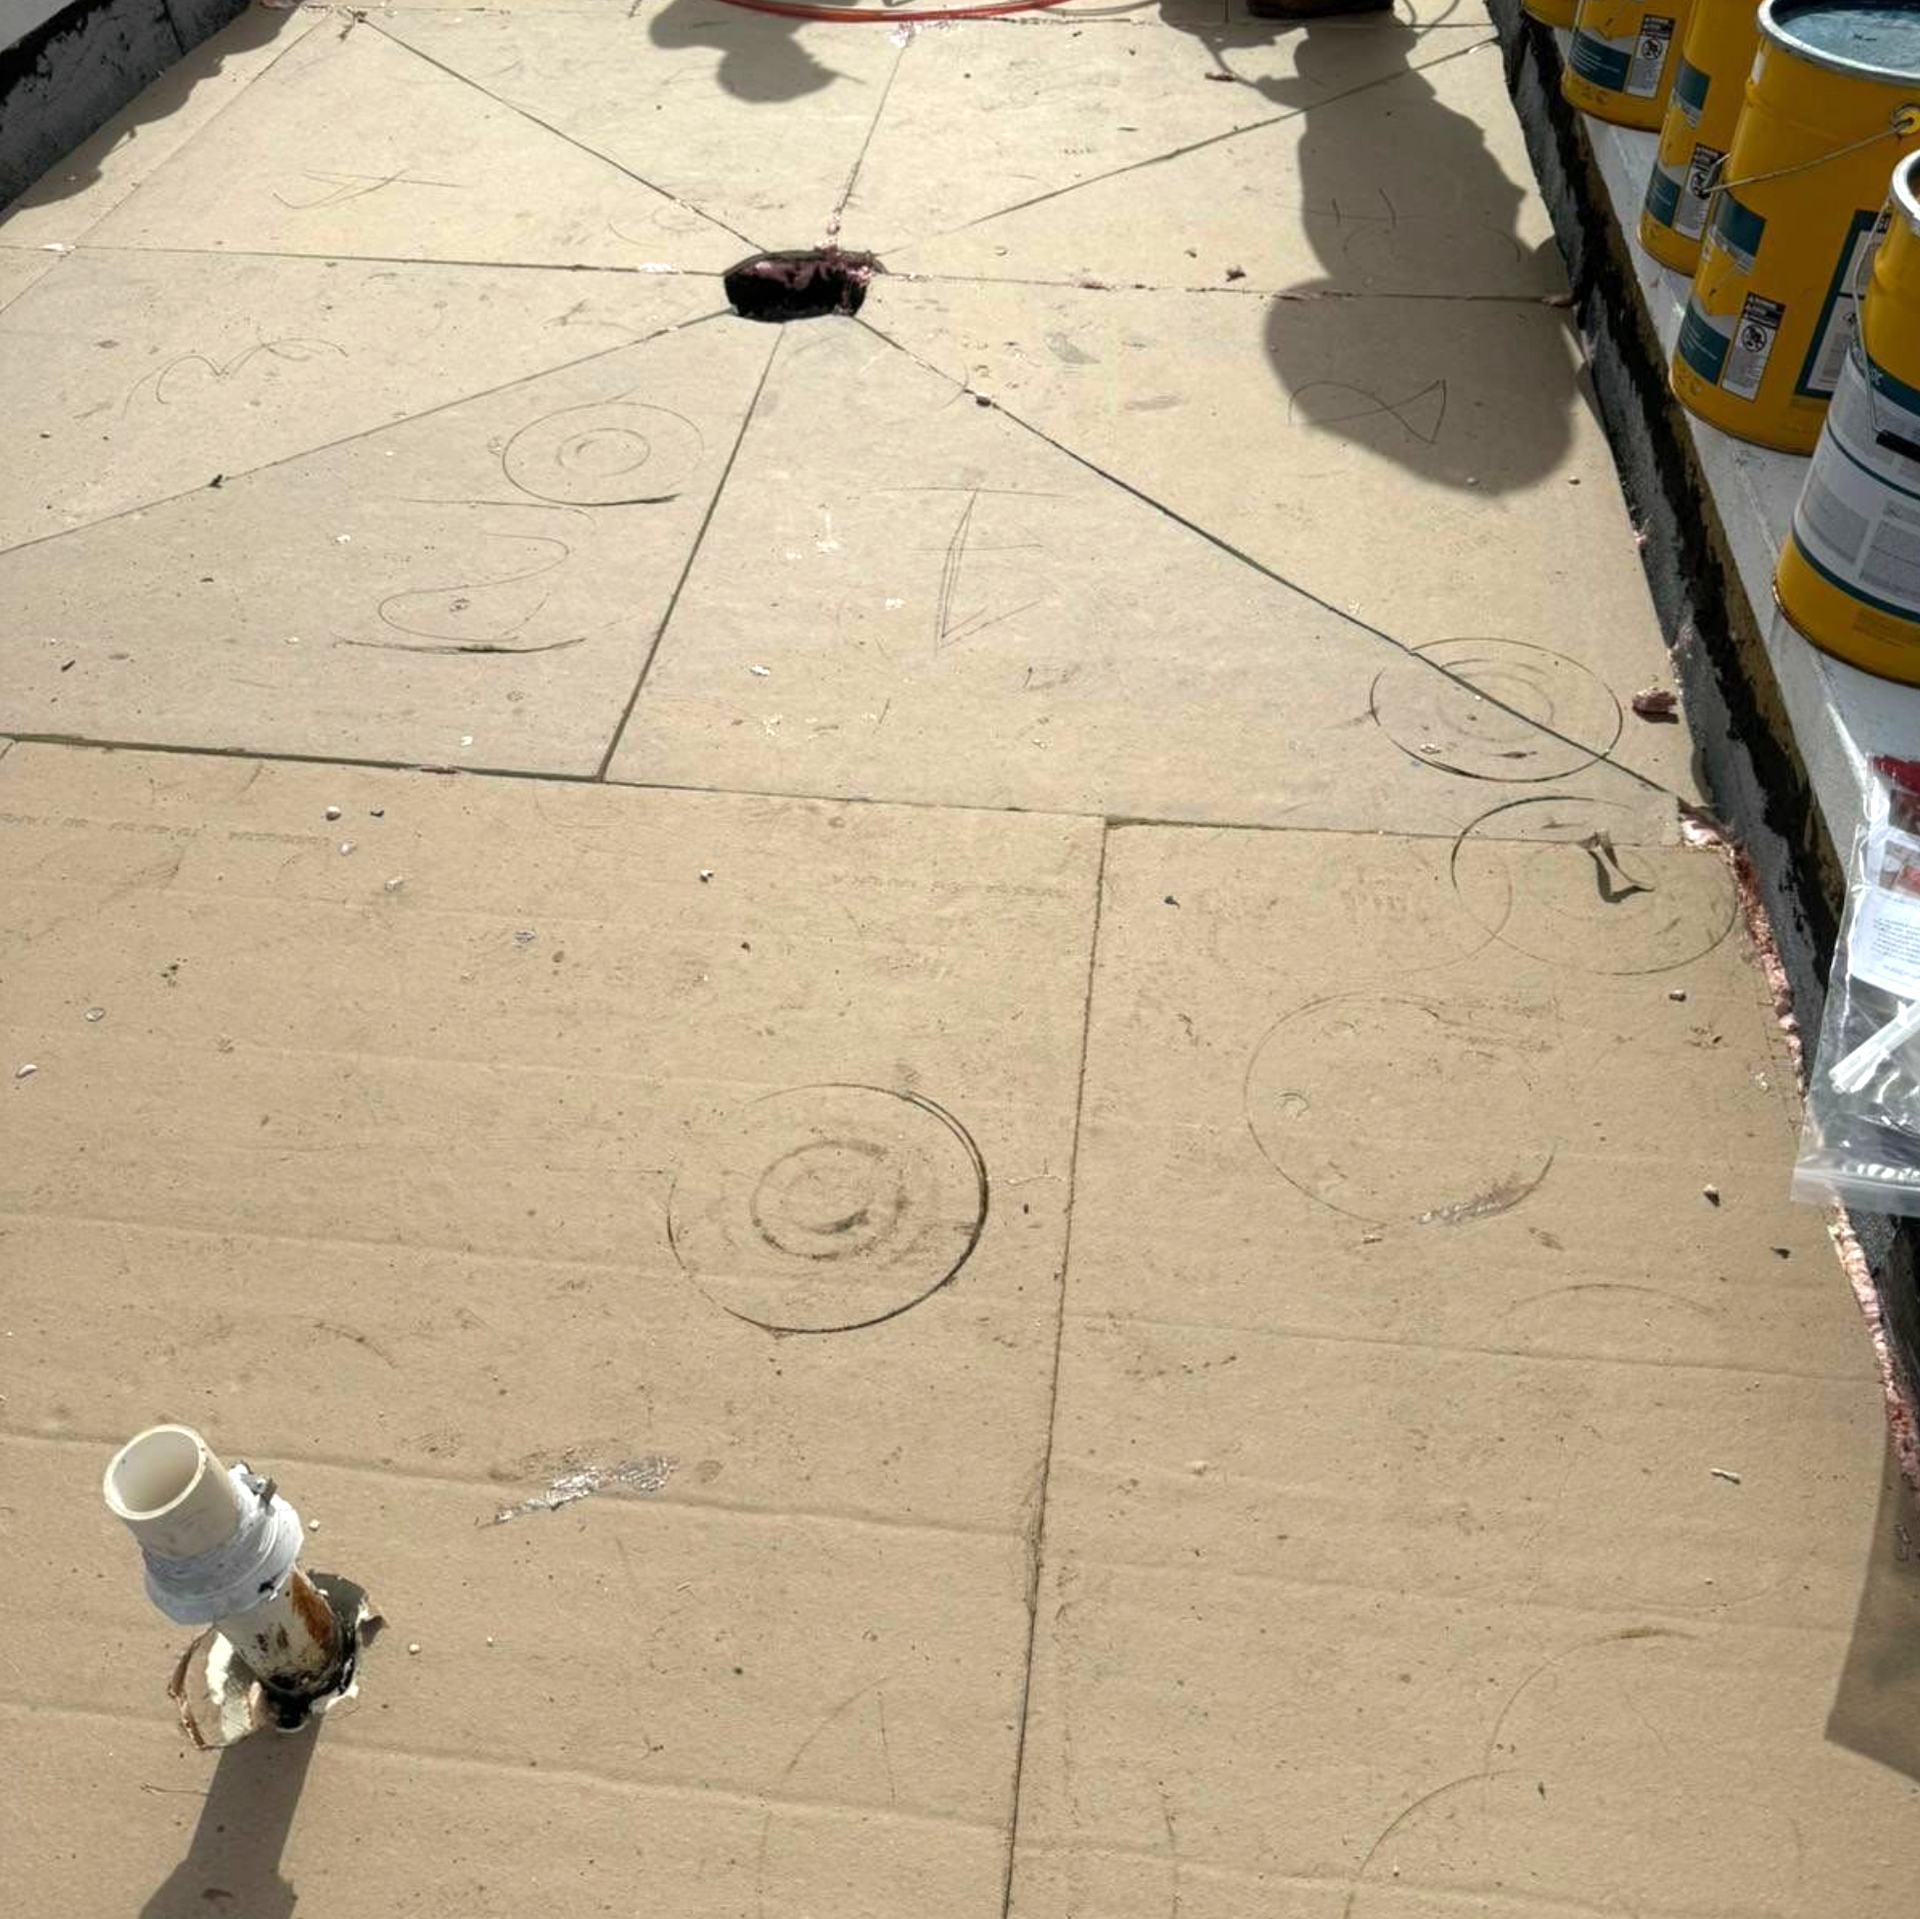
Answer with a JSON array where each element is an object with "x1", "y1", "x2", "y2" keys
[{"x1": 1830, "y1": 997, "x2": 1920, "y2": 1096}]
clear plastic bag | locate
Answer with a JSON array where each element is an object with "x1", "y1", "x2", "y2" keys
[{"x1": 1795, "y1": 757, "x2": 1920, "y2": 1216}]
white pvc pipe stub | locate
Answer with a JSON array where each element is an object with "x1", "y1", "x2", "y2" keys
[
  {"x1": 105, "y1": 1425, "x2": 304, "y2": 1625},
  {"x1": 105, "y1": 1425, "x2": 374, "y2": 1748}
]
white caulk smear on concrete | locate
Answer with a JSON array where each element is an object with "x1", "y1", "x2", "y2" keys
[{"x1": 489, "y1": 1455, "x2": 677, "y2": 1525}]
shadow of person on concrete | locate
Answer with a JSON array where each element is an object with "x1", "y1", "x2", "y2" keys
[
  {"x1": 1219, "y1": 20, "x2": 1573, "y2": 495},
  {"x1": 1824, "y1": 1441, "x2": 1920, "y2": 1783},
  {"x1": 647, "y1": 0, "x2": 840, "y2": 106},
  {"x1": 1, "y1": 3, "x2": 300, "y2": 220},
  {"x1": 1164, "y1": 0, "x2": 1479, "y2": 48},
  {"x1": 139, "y1": 1725, "x2": 318, "y2": 1919}
]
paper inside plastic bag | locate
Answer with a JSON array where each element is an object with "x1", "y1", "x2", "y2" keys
[{"x1": 1795, "y1": 759, "x2": 1920, "y2": 1216}]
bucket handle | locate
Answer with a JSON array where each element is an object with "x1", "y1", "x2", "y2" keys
[
  {"x1": 1708, "y1": 104, "x2": 1920, "y2": 211},
  {"x1": 1852, "y1": 200, "x2": 1893, "y2": 304},
  {"x1": 1852, "y1": 193, "x2": 1898, "y2": 444}
]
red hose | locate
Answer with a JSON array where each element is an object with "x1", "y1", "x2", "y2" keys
[{"x1": 712, "y1": 0, "x2": 1076, "y2": 21}]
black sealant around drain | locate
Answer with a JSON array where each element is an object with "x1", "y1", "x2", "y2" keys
[{"x1": 723, "y1": 248, "x2": 881, "y2": 322}]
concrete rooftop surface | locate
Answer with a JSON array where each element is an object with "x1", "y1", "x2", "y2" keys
[{"x1": 2, "y1": 2, "x2": 1917, "y2": 1914}]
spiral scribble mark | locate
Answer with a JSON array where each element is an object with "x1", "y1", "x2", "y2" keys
[
  {"x1": 503, "y1": 401, "x2": 703, "y2": 506},
  {"x1": 666, "y1": 1084, "x2": 988, "y2": 1334}
]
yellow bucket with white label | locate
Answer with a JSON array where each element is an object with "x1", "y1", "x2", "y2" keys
[
  {"x1": 1672, "y1": 0, "x2": 1920, "y2": 452},
  {"x1": 1525, "y1": 0, "x2": 1580, "y2": 27},
  {"x1": 1564, "y1": 0, "x2": 1695, "y2": 128},
  {"x1": 1775, "y1": 151, "x2": 1920, "y2": 682},
  {"x1": 1639, "y1": 1, "x2": 1765, "y2": 271}
]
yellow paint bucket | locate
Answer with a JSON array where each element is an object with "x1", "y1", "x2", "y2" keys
[
  {"x1": 1524, "y1": 0, "x2": 1580, "y2": 27},
  {"x1": 1564, "y1": 0, "x2": 1696, "y2": 128},
  {"x1": 1639, "y1": 1, "x2": 1765, "y2": 271},
  {"x1": 1775, "y1": 151, "x2": 1920, "y2": 682},
  {"x1": 1672, "y1": 1, "x2": 1920, "y2": 452}
]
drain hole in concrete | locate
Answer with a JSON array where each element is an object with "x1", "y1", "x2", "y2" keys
[{"x1": 724, "y1": 248, "x2": 881, "y2": 323}]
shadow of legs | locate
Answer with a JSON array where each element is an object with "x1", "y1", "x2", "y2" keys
[
  {"x1": 141, "y1": 1725, "x2": 318, "y2": 1919},
  {"x1": 1825, "y1": 1440, "x2": 1920, "y2": 1783}
]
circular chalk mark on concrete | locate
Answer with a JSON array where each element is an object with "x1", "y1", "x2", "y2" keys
[
  {"x1": 1450, "y1": 796, "x2": 1738, "y2": 976},
  {"x1": 749, "y1": 1138, "x2": 904, "y2": 1261},
  {"x1": 1245, "y1": 993, "x2": 1553, "y2": 1227},
  {"x1": 667, "y1": 1084, "x2": 987, "y2": 1333},
  {"x1": 1370, "y1": 638, "x2": 1624, "y2": 783},
  {"x1": 503, "y1": 402, "x2": 703, "y2": 506}
]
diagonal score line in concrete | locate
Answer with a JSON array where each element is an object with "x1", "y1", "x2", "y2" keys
[
  {"x1": 991, "y1": 815, "x2": 1108, "y2": 1919},
  {"x1": 596, "y1": 328, "x2": 785, "y2": 780},
  {"x1": 874, "y1": 32, "x2": 1500, "y2": 265},
  {"x1": 895, "y1": 266, "x2": 1559, "y2": 303},
  {"x1": 0, "y1": 252, "x2": 65, "y2": 319},
  {"x1": 0, "y1": 308, "x2": 730, "y2": 565},
  {"x1": 831, "y1": 36, "x2": 911, "y2": 237},
  {"x1": 0, "y1": 7, "x2": 333, "y2": 258},
  {"x1": 46, "y1": 240, "x2": 730, "y2": 279},
  {"x1": 367, "y1": 18, "x2": 765, "y2": 256},
  {"x1": 0, "y1": 734, "x2": 1687, "y2": 847},
  {"x1": 854, "y1": 312, "x2": 1684, "y2": 813}
]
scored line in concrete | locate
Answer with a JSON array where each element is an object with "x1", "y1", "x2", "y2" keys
[
  {"x1": 995, "y1": 817, "x2": 1110, "y2": 1919},
  {"x1": 831, "y1": 37, "x2": 911, "y2": 234},
  {"x1": 851, "y1": 313, "x2": 1681, "y2": 815},
  {"x1": 365, "y1": 16, "x2": 766, "y2": 253},
  {"x1": 0, "y1": 307, "x2": 731, "y2": 565},
  {"x1": 596, "y1": 328, "x2": 785, "y2": 778},
  {"x1": 877, "y1": 30, "x2": 1499, "y2": 263}
]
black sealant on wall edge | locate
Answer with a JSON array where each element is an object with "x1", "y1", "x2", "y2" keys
[
  {"x1": 1486, "y1": 0, "x2": 1920, "y2": 1473},
  {"x1": 0, "y1": 0, "x2": 248, "y2": 212}
]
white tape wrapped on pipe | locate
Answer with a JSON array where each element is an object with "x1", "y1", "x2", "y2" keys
[{"x1": 138, "y1": 1465, "x2": 306, "y2": 1626}]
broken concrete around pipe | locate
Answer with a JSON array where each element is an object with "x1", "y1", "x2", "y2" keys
[{"x1": 104, "y1": 1425, "x2": 377, "y2": 1748}]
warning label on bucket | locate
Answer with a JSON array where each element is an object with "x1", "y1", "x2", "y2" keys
[
  {"x1": 1723, "y1": 294, "x2": 1785, "y2": 400},
  {"x1": 1569, "y1": 16, "x2": 1675, "y2": 97},
  {"x1": 1627, "y1": 17, "x2": 1676, "y2": 95},
  {"x1": 1678, "y1": 290, "x2": 1783, "y2": 397},
  {"x1": 1793, "y1": 346, "x2": 1920, "y2": 622}
]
